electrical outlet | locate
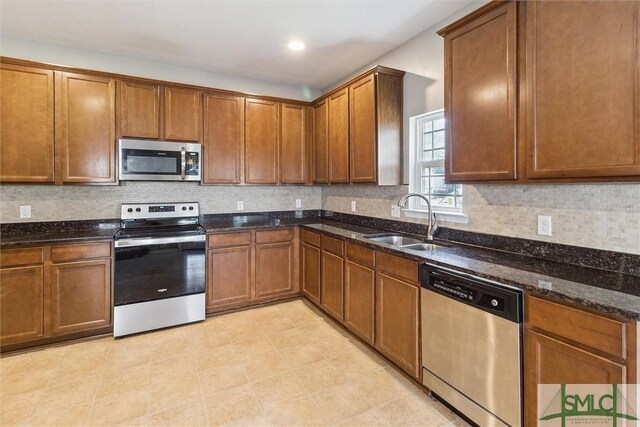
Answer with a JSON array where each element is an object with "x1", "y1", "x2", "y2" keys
[
  {"x1": 537, "y1": 215, "x2": 552, "y2": 236},
  {"x1": 19, "y1": 205, "x2": 31, "y2": 219},
  {"x1": 351, "y1": 201, "x2": 357, "y2": 212},
  {"x1": 237, "y1": 201, "x2": 244, "y2": 211},
  {"x1": 391, "y1": 205, "x2": 401, "y2": 218},
  {"x1": 295, "y1": 199, "x2": 302, "y2": 209}
]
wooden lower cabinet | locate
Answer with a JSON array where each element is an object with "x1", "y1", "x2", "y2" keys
[
  {"x1": 206, "y1": 228, "x2": 299, "y2": 314},
  {"x1": 50, "y1": 259, "x2": 111, "y2": 336},
  {"x1": 524, "y1": 295, "x2": 636, "y2": 426},
  {"x1": 0, "y1": 266, "x2": 46, "y2": 346},
  {"x1": 255, "y1": 242, "x2": 295, "y2": 298},
  {"x1": 321, "y1": 250, "x2": 344, "y2": 321},
  {"x1": 0, "y1": 241, "x2": 113, "y2": 351},
  {"x1": 344, "y1": 260, "x2": 375, "y2": 344},
  {"x1": 301, "y1": 243, "x2": 321, "y2": 305},
  {"x1": 207, "y1": 246, "x2": 252, "y2": 310},
  {"x1": 375, "y1": 272, "x2": 420, "y2": 378}
]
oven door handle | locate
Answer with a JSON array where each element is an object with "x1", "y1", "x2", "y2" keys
[
  {"x1": 180, "y1": 147, "x2": 186, "y2": 180},
  {"x1": 115, "y1": 234, "x2": 205, "y2": 248}
]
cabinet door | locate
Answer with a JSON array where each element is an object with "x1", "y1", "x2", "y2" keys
[
  {"x1": 526, "y1": 1, "x2": 640, "y2": 178},
  {"x1": 321, "y1": 250, "x2": 344, "y2": 321},
  {"x1": 344, "y1": 261, "x2": 375, "y2": 345},
  {"x1": 0, "y1": 266, "x2": 45, "y2": 345},
  {"x1": 245, "y1": 98, "x2": 279, "y2": 184},
  {"x1": 202, "y1": 93, "x2": 244, "y2": 184},
  {"x1": 164, "y1": 86, "x2": 200, "y2": 142},
  {"x1": 255, "y1": 242, "x2": 295, "y2": 299},
  {"x1": 280, "y1": 103, "x2": 306, "y2": 184},
  {"x1": 119, "y1": 81, "x2": 160, "y2": 139},
  {"x1": 51, "y1": 259, "x2": 111, "y2": 336},
  {"x1": 207, "y1": 246, "x2": 252, "y2": 311},
  {"x1": 313, "y1": 99, "x2": 329, "y2": 183},
  {"x1": 0, "y1": 64, "x2": 54, "y2": 183},
  {"x1": 349, "y1": 74, "x2": 376, "y2": 183},
  {"x1": 376, "y1": 272, "x2": 420, "y2": 378},
  {"x1": 524, "y1": 329, "x2": 626, "y2": 426},
  {"x1": 57, "y1": 72, "x2": 116, "y2": 183},
  {"x1": 328, "y1": 88, "x2": 349, "y2": 183},
  {"x1": 302, "y1": 243, "x2": 321, "y2": 305},
  {"x1": 444, "y1": 2, "x2": 517, "y2": 182}
]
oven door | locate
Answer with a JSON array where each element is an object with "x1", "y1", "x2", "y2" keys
[
  {"x1": 114, "y1": 234, "x2": 206, "y2": 306},
  {"x1": 118, "y1": 139, "x2": 201, "y2": 181}
]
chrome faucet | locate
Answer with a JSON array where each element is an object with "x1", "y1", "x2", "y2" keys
[{"x1": 397, "y1": 193, "x2": 438, "y2": 240}]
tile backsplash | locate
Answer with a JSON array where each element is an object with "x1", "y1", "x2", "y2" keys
[
  {"x1": 323, "y1": 183, "x2": 640, "y2": 256},
  {"x1": 0, "y1": 183, "x2": 322, "y2": 222}
]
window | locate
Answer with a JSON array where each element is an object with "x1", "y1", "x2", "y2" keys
[{"x1": 409, "y1": 110, "x2": 463, "y2": 214}]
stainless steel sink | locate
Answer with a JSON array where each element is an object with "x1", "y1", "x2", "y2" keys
[
  {"x1": 364, "y1": 233, "x2": 423, "y2": 246},
  {"x1": 400, "y1": 242, "x2": 446, "y2": 251}
]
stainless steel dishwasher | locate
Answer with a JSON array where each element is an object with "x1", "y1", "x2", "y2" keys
[{"x1": 420, "y1": 263, "x2": 523, "y2": 427}]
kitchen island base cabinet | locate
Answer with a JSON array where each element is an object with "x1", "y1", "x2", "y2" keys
[
  {"x1": 206, "y1": 228, "x2": 300, "y2": 314},
  {"x1": 0, "y1": 241, "x2": 113, "y2": 352}
]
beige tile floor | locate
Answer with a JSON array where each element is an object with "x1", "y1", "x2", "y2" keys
[{"x1": 0, "y1": 300, "x2": 468, "y2": 427}]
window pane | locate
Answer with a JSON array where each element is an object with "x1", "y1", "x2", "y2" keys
[
  {"x1": 422, "y1": 133, "x2": 433, "y2": 150},
  {"x1": 422, "y1": 150, "x2": 433, "y2": 162},
  {"x1": 433, "y1": 118, "x2": 445, "y2": 131},
  {"x1": 433, "y1": 131, "x2": 445, "y2": 149},
  {"x1": 432, "y1": 195, "x2": 455, "y2": 208},
  {"x1": 433, "y1": 149, "x2": 445, "y2": 161},
  {"x1": 431, "y1": 166, "x2": 444, "y2": 175},
  {"x1": 422, "y1": 121, "x2": 433, "y2": 133},
  {"x1": 455, "y1": 196, "x2": 463, "y2": 208}
]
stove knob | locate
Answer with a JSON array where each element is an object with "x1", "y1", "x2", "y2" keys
[
  {"x1": 127, "y1": 208, "x2": 133, "y2": 213},
  {"x1": 189, "y1": 206, "x2": 194, "y2": 211},
  {"x1": 491, "y1": 299, "x2": 498, "y2": 307},
  {"x1": 182, "y1": 206, "x2": 187, "y2": 211},
  {"x1": 135, "y1": 208, "x2": 141, "y2": 212}
]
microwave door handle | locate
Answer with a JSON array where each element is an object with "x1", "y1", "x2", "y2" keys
[{"x1": 181, "y1": 147, "x2": 186, "y2": 180}]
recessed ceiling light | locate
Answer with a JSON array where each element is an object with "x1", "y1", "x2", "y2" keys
[{"x1": 288, "y1": 40, "x2": 305, "y2": 51}]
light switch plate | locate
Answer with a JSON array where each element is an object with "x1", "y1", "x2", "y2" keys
[
  {"x1": 391, "y1": 205, "x2": 401, "y2": 218},
  {"x1": 295, "y1": 199, "x2": 302, "y2": 209},
  {"x1": 537, "y1": 215, "x2": 552, "y2": 236},
  {"x1": 351, "y1": 201, "x2": 357, "y2": 212},
  {"x1": 237, "y1": 201, "x2": 244, "y2": 211},
  {"x1": 19, "y1": 205, "x2": 31, "y2": 219}
]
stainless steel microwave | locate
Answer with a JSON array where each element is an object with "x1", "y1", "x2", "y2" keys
[{"x1": 118, "y1": 139, "x2": 201, "y2": 181}]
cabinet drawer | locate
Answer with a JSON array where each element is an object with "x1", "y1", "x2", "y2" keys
[
  {"x1": 526, "y1": 295, "x2": 627, "y2": 360},
  {"x1": 256, "y1": 229, "x2": 293, "y2": 244},
  {"x1": 207, "y1": 232, "x2": 252, "y2": 248},
  {"x1": 322, "y1": 235, "x2": 344, "y2": 256},
  {"x1": 301, "y1": 229, "x2": 321, "y2": 247},
  {"x1": 346, "y1": 243, "x2": 375, "y2": 268},
  {"x1": 51, "y1": 242, "x2": 111, "y2": 263},
  {"x1": 376, "y1": 251, "x2": 418, "y2": 284},
  {"x1": 0, "y1": 247, "x2": 44, "y2": 267}
]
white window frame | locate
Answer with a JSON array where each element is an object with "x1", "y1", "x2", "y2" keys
[{"x1": 407, "y1": 109, "x2": 468, "y2": 223}]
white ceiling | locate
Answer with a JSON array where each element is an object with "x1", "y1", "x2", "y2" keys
[{"x1": 0, "y1": 1, "x2": 475, "y2": 90}]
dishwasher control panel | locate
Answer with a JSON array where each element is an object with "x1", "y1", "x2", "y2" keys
[{"x1": 420, "y1": 264, "x2": 522, "y2": 323}]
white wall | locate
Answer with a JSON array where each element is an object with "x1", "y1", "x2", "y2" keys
[{"x1": 0, "y1": 36, "x2": 320, "y2": 100}]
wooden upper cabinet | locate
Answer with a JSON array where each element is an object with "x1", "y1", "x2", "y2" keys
[
  {"x1": 280, "y1": 103, "x2": 306, "y2": 184},
  {"x1": 526, "y1": 0, "x2": 640, "y2": 179},
  {"x1": 328, "y1": 88, "x2": 350, "y2": 183},
  {"x1": 313, "y1": 99, "x2": 329, "y2": 183},
  {"x1": 164, "y1": 86, "x2": 200, "y2": 142},
  {"x1": 119, "y1": 81, "x2": 160, "y2": 139},
  {"x1": 0, "y1": 63, "x2": 54, "y2": 183},
  {"x1": 202, "y1": 92, "x2": 244, "y2": 184},
  {"x1": 349, "y1": 74, "x2": 377, "y2": 183},
  {"x1": 441, "y1": 1, "x2": 517, "y2": 182},
  {"x1": 245, "y1": 98, "x2": 279, "y2": 184},
  {"x1": 56, "y1": 72, "x2": 116, "y2": 183}
]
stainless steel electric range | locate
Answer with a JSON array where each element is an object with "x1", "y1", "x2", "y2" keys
[{"x1": 113, "y1": 202, "x2": 206, "y2": 337}]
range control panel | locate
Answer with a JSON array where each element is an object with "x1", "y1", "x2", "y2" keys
[{"x1": 121, "y1": 202, "x2": 199, "y2": 220}]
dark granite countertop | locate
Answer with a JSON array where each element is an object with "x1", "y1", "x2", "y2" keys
[
  {"x1": 2, "y1": 211, "x2": 638, "y2": 320},
  {"x1": 300, "y1": 222, "x2": 640, "y2": 320}
]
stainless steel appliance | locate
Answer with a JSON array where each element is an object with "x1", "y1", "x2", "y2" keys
[
  {"x1": 113, "y1": 202, "x2": 206, "y2": 337},
  {"x1": 420, "y1": 263, "x2": 523, "y2": 427},
  {"x1": 118, "y1": 139, "x2": 201, "y2": 181}
]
